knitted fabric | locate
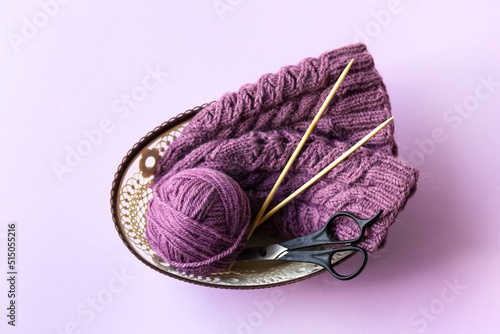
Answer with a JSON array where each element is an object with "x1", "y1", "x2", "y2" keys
[{"x1": 152, "y1": 43, "x2": 418, "y2": 253}]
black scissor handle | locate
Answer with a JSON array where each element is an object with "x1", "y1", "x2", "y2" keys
[
  {"x1": 325, "y1": 210, "x2": 383, "y2": 244},
  {"x1": 280, "y1": 246, "x2": 368, "y2": 280},
  {"x1": 280, "y1": 210, "x2": 383, "y2": 250}
]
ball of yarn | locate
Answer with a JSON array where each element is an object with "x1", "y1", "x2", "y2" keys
[{"x1": 145, "y1": 167, "x2": 251, "y2": 275}]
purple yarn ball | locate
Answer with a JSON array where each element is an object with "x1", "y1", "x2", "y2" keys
[{"x1": 145, "y1": 167, "x2": 251, "y2": 275}]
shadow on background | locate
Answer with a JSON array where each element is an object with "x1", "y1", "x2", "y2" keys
[{"x1": 357, "y1": 157, "x2": 480, "y2": 284}]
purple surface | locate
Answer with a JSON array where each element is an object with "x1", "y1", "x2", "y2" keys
[{"x1": 1, "y1": 1, "x2": 500, "y2": 333}]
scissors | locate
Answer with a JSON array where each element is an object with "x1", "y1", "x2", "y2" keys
[{"x1": 237, "y1": 210, "x2": 383, "y2": 280}]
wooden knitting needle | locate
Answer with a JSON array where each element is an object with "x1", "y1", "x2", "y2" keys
[
  {"x1": 256, "y1": 116, "x2": 394, "y2": 226},
  {"x1": 246, "y1": 59, "x2": 355, "y2": 240}
]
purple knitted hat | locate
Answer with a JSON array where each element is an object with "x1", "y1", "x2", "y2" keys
[{"x1": 149, "y1": 43, "x2": 418, "y2": 256}]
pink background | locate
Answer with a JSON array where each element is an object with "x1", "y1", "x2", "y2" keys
[{"x1": 2, "y1": 1, "x2": 500, "y2": 333}]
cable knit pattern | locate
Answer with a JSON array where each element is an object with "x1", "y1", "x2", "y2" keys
[
  {"x1": 156, "y1": 43, "x2": 396, "y2": 180},
  {"x1": 150, "y1": 43, "x2": 418, "y2": 258}
]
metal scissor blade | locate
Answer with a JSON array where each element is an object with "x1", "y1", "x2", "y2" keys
[{"x1": 237, "y1": 244, "x2": 288, "y2": 261}]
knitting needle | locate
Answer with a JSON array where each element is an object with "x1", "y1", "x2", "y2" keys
[
  {"x1": 256, "y1": 116, "x2": 394, "y2": 226},
  {"x1": 246, "y1": 59, "x2": 354, "y2": 240}
]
